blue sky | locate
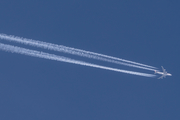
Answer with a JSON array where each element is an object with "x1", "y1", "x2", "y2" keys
[{"x1": 0, "y1": 0, "x2": 179, "y2": 120}]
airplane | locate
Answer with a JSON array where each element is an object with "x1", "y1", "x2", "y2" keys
[{"x1": 154, "y1": 66, "x2": 172, "y2": 79}]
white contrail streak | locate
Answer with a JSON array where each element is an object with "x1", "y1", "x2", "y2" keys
[
  {"x1": 0, "y1": 43, "x2": 156, "y2": 77},
  {"x1": 0, "y1": 33, "x2": 157, "y2": 71}
]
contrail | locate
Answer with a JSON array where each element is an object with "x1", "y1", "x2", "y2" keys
[
  {"x1": 0, "y1": 43, "x2": 155, "y2": 77},
  {"x1": 0, "y1": 33, "x2": 157, "y2": 71}
]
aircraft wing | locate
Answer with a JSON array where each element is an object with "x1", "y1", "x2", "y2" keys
[
  {"x1": 158, "y1": 75, "x2": 164, "y2": 79},
  {"x1": 161, "y1": 66, "x2": 166, "y2": 73}
]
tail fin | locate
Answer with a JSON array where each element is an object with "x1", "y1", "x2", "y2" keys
[{"x1": 154, "y1": 70, "x2": 157, "y2": 74}]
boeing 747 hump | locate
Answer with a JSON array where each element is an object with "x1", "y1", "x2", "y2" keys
[{"x1": 154, "y1": 66, "x2": 172, "y2": 79}]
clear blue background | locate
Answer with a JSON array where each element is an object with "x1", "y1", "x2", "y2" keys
[{"x1": 0, "y1": 0, "x2": 179, "y2": 120}]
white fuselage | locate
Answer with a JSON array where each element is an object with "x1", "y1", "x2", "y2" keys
[{"x1": 155, "y1": 71, "x2": 172, "y2": 76}]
